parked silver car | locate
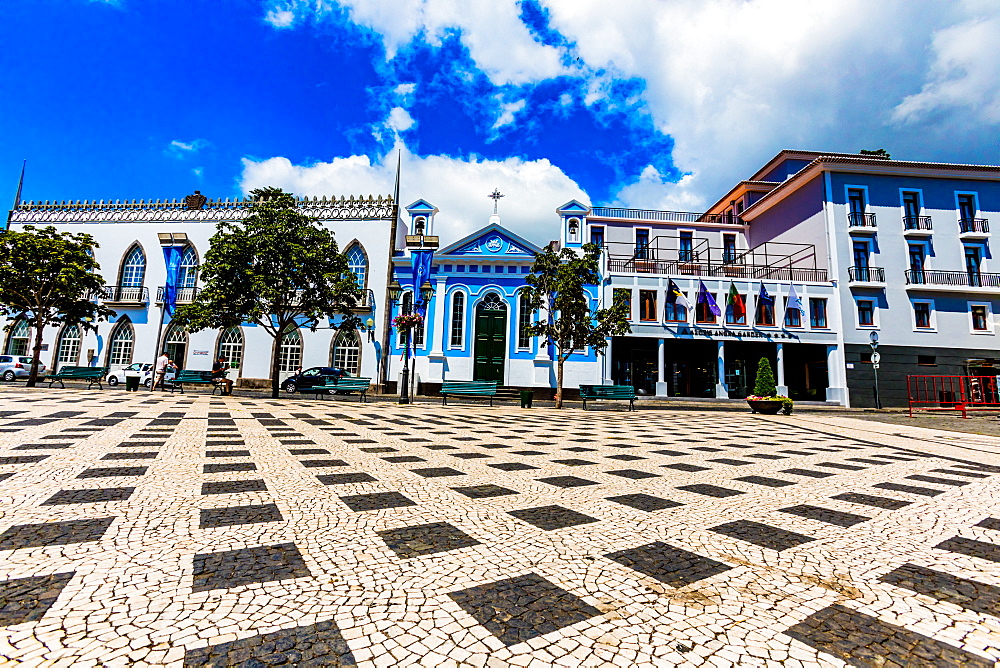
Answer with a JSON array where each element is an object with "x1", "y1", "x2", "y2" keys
[{"x1": 0, "y1": 355, "x2": 47, "y2": 381}]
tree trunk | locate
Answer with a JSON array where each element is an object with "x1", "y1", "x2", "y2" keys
[
  {"x1": 26, "y1": 318, "x2": 45, "y2": 388},
  {"x1": 269, "y1": 333, "x2": 283, "y2": 399},
  {"x1": 555, "y1": 355, "x2": 565, "y2": 408}
]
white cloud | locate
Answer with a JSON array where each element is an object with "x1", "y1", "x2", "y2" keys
[
  {"x1": 539, "y1": 0, "x2": 1000, "y2": 208},
  {"x1": 386, "y1": 107, "x2": 415, "y2": 132},
  {"x1": 264, "y1": 8, "x2": 295, "y2": 27},
  {"x1": 490, "y1": 99, "x2": 525, "y2": 132},
  {"x1": 166, "y1": 139, "x2": 209, "y2": 159},
  {"x1": 260, "y1": 0, "x2": 1000, "y2": 210},
  {"x1": 239, "y1": 143, "x2": 587, "y2": 244},
  {"x1": 892, "y1": 16, "x2": 1000, "y2": 125},
  {"x1": 263, "y1": 0, "x2": 568, "y2": 85}
]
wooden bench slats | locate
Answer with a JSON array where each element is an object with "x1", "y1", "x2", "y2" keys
[
  {"x1": 300, "y1": 377, "x2": 371, "y2": 402},
  {"x1": 170, "y1": 370, "x2": 223, "y2": 395},
  {"x1": 48, "y1": 366, "x2": 108, "y2": 390},
  {"x1": 579, "y1": 384, "x2": 636, "y2": 411},
  {"x1": 440, "y1": 381, "x2": 498, "y2": 406}
]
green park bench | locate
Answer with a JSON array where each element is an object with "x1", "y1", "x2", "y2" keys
[
  {"x1": 47, "y1": 366, "x2": 108, "y2": 390},
  {"x1": 299, "y1": 376, "x2": 371, "y2": 402},
  {"x1": 440, "y1": 380, "x2": 498, "y2": 406},
  {"x1": 579, "y1": 384, "x2": 636, "y2": 411},
  {"x1": 169, "y1": 370, "x2": 224, "y2": 394}
]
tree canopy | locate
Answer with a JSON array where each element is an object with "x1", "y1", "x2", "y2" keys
[
  {"x1": 521, "y1": 242, "x2": 631, "y2": 407},
  {"x1": 0, "y1": 225, "x2": 114, "y2": 386},
  {"x1": 172, "y1": 187, "x2": 362, "y2": 397}
]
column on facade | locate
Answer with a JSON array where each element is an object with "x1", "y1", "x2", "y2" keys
[
  {"x1": 655, "y1": 338, "x2": 667, "y2": 396},
  {"x1": 715, "y1": 340, "x2": 728, "y2": 399},
  {"x1": 430, "y1": 277, "x2": 447, "y2": 356},
  {"x1": 825, "y1": 344, "x2": 848, "y2": 406},
  {"x1": 775, "y1": 342, "x2": 788, "y2": 396}
]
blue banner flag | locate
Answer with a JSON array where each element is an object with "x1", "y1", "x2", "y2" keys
[
  {"x1": 162, "y1": 245, "x2": 182, "y2": 317},
  {"x1": 697, "y1": 280, "x2": 722, "y2": 316},
  {"x1": 411, "y1": 249, "x2": 434, "y2": 314},
  {"x1": 757, "y1": 282, "x2": 774, "y2": 306}
]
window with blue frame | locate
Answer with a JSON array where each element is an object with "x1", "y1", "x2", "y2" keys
[
  {"x1": 450, "y1": 292, "x2": 465, "y2": 347},
  {"x1": 346, "y1": 244, "x2": 367, "y2": 289}
]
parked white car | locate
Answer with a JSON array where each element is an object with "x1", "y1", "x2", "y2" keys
[
  {"x1": 0, "y1": 355, "x2": 46, "y2": 381},
  {"x1": 106, "y1": 362, "x2": 153, "y2": 387}
]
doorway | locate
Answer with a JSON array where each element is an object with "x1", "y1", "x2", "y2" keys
[
  {"x1": 163, "y1": 325, "x2": 188, "y2": 370},
  {"x1": 473, "y1": 293, "x2": 507, "y2": 382}
]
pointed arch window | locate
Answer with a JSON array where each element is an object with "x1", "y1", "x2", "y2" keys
[
  {"x1": 450, "y1": 291, "x2": 465, "y2": 347},
  {"x1": 217, "y1": 327, "x2": 244, "y2": 371},
  {"x1": 332, "y1": 328, "x2": 361, "y2": 375},
  {"x1": 56, "y1": 324, "x2": 82, "y2": 367},
  {"x1": 120, "y1": 246, "x2": 146, "y2": 287},
  {"x1": 7, "y1": 319, "x2": 30, "y2": 356},
  {"x1": 401, "y1": 292, "x2": 425, "y2": 347},
  {"x1": 178, "y1": 246, "x2": 198, "y2": 288},
  {"x1": 346, "y1": 244, "x2": 367, "y2": 290},
  {"x1": 279, "y1": 326, "x2": 302, "y2": 373},
  {"x1": 107, "y1": 321, "x2": 134, "y2": 366}
]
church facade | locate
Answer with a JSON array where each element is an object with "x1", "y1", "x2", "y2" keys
[
  {"x1": 385, "y1": 200, "x2": 602, "y2": 395},
  {"x1": 2, "y1": 193, "x2": 399, "y2": 387}
]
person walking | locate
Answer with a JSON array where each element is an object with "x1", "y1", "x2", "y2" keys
[
  {"x1": 212, "y1": 356, "x2": 234, "y2": 396},
  {"x1": 151, "y1": 351, "x2": 170, "y2": 391}
]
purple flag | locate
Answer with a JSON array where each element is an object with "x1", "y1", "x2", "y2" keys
[{"x1": 697, "y1": 281, "x2": 722, "y2": 316}]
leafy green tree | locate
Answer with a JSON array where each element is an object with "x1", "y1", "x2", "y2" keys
[
  {"x1": 753, "y1": 357, "x2": 777, "y2": 397},
  {"x1": 0, "y1": 225, "x2": 114, "y2": 386},
  {"x1": 522, "y1": 242, "x2": 631, "y2": 408},
  {"x1": 172, "y1": 187, "x2": 362, "y2": 398}
]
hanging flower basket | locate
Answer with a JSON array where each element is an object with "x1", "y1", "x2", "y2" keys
[{"x1": 392, "y1": 313, "x2": 423, "y2": 331}]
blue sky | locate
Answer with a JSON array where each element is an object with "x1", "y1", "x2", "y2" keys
[{"x1": 3, "y1": 0, "x2": 999, "y2": 242}]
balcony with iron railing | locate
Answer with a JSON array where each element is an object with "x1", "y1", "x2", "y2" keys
[
  {"x1": 905, "y1": 269, "x2": 1000, "y2": 289},
  {"x1": 848, "y1": 266, "x2": 885, "y2": 283},
  {"x1": 155, "y1": 286, "x2": 201, "y2": 304},
  {"x1": 847, "y1": 212, "x2": 877, "y2": 229},
  {"x1": 589, "y1": 206, "x2": 745, "y2": 225},
  {"x1": 94, "y1": 285, "x2": 149, "y2": 303},
  {"x1": 960, "y1": 218, "x2": 990, "y2": 235},
  {"x1": 903, "y1": 215, "x2": 933, "y2": 233},
  {"x1": 604, "y1": 237, "x2": 827, "y2": 282}
]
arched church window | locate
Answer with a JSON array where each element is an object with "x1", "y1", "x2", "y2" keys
[
  {"x1": 346, "y1": 244, "x2": 367, "y2": 290},
  {"x1": 332, "y1": 328, "x2": 361, "y2": 375},
  {"x1": 7, "y1": 319, "x2": 30, "y2": 356}
]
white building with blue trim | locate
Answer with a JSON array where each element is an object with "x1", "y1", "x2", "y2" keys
[{"x1": 386, "y1": 200, "x2": 602, "y2": 396}]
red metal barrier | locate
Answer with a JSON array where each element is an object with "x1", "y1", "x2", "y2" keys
[{"x1": 907, "y1": 375, "x2": 1000, "y2": 418}]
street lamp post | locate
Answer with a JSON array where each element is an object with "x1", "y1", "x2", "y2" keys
[{"x1": 387, "y1": 278, "x2": 434, "y2": 405}]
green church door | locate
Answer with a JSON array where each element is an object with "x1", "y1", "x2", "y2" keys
[{"x1": 473, "y1": 293, "x2": 507, "y2": 383}]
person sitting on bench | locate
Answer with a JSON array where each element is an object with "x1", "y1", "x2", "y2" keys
[{"x1": 212, "y1": 356, "x2": 234, "y2": 395}]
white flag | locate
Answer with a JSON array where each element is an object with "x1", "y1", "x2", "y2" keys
[{"x1": 787, "y1": 284, "x2": 805, "y2": 315}]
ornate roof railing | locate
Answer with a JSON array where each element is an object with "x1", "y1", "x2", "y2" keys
[{"x1": 9, "y1": 194, "x2": 396, "y2": 224}]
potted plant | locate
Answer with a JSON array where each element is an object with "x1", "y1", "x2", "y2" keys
[{"x1": 746, "y1": 357, "x2": 793, "y2": 415}]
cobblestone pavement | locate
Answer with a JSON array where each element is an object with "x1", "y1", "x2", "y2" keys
[{"x1": 1, "y1": 388, "x2": 999, "y2": 667}]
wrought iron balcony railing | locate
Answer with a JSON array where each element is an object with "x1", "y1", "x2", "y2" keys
[
  {"x1": 903, "y1": 215, "x2": 933, "y2": 231},
  {"x1": 605, "y1": 258, "x2": 827, "y2": 282},
  {"x1": 848, "y1": 266, "x2": 885, "y2": 283},
  {"x1": 905, "y1": 270, "x2": 1000, "y2": 288},
  {"x1": 95, "y1": 285, "x2": 149, "y2": 303},
  {"x1": 960, "y1": 218, "x2": 990, "y2": 234},
  {"x1": 155, "y1": 286, "x2": 200, "y2": 304},
  {"x1": 847, "y1": 212, "x2": 876, "y2": 227}
]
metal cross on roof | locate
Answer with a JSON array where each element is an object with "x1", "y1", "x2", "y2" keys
[{"x1": 488, "y1": 188, "x2": 504, "y2": 214}]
